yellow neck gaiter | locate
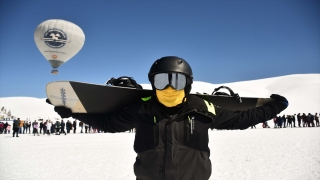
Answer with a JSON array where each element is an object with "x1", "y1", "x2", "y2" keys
[{"x1": 156, "y1": 86, "x2": 186, "y2": 107}]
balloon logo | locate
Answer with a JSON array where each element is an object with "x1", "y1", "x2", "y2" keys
[{"x1": 34, "y1": 19, "x2": 85, "y2": 74}]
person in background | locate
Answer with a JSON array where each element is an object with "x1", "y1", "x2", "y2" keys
[
  {"x1": 3, "y1": 122, "x2": 9, "y2": 134},
  {"x1": 273, "y1": 117, "x2": 277, "y2": 128},
  {"x1": 32, "y1": 120, "x2": 37, "y2": 134},
  {"x1": 13, "y1": 118, "x2": 21, "y2": 137},
  {"x1": 40, "y1": 121, "x2": 44, "y2": 134},
  {"x1": 66, "y1": 120, "x2": 71, "y2": 133},
  {"x1": 43, "y1": 120, "x2": 47, "y2": 135},
  {"x1": 22, "y1": 120, "x2": 26, "y2": 134},
  {"x1": 50, "y1": 121, "x2": 55, "y2": 133},
  {"x1": 277, "y1": 116, "x2": 282, "y2": 128},
  {"x1": 0, "y1": 122, "x2": 4, "y2": 134},
  {"x1": 46, "y1": 120, "x2": 52, "y2": 135},
  {"x1": 79, "y1": 121, "x2": 84, "y2": 133},
  {"x1": 292, "y1": 114, "x2": 296, "y2": 127},
  {"x1": 55, "y1": 121, "x2": 61, "y2": 135},
  {"x1": 27, "y1": 121, "x2": 31, "y2": 134},
  {"x1": 33, "y1": 122, "x2": 40, "y2": 136},
  {"x1": 282, "y1": 114, "x2": 286, "y2": 128},
  {"x1": 315, "y1": 113, "x2": 319, "y2": 127},
  {"x1": 6, "y1": 124, "x2": 11, "y2": 134},
  {"x1": 60, "y1": 119, "x2": 67, "y2": 135},
  {"x1": 73, "y1": 120, "x2": 77, "y2": 133},
  {"x1": 85, "y1": 123, "x2": 89, "y2": 133}
]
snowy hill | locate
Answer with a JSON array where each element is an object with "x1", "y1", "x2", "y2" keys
[{"x1": 0, "y1": 74, "x2": 319, "y2": 120}]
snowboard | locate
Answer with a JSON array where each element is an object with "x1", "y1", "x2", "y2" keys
[{"x1": 46, "y1": 81, "x2": 274, "y2": 113}]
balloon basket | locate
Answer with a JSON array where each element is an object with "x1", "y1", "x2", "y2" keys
[{"x1": 51, "y1": 69, "x2": 58, "y2": 74}]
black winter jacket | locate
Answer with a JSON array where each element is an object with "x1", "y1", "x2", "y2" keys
[{"x1": 72, "y1": 95, "x2": 280, "y2": 180}]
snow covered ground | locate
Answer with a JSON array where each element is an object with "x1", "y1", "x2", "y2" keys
[
  {"x1": 0, "y1": 127, "x2": 319, "y2": 180},
  {"x1": 0, "y1": 74, "x2": 319, "y2": 179}
]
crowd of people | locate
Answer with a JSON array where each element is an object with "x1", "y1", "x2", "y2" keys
[
  {"x1": 0, "y1": 118, "x2": 106, "y2": 137},
  {"x1": 1, "y1": 112, "x2": 318, "y2": 136},
  {"x1": 273, "y1": 113, "x2": 319, "y2": 128}
]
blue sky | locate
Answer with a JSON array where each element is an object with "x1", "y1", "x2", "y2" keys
[{"x1": 0, "y1": 0, "x2": 319, "y2": 98}]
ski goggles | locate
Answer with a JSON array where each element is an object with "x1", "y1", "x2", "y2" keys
[{"x1": 153, "y1": 73, "x2": 187, "y2": 90}]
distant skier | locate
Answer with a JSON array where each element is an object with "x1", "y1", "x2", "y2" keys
[{"x1": 51, "y1": 56, "x2": 288, "y2": 180}]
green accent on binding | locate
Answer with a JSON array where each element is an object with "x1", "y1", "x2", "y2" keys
[
  {"x1": 188, "y1": 116, "x2": 191, "y2": 123},
  {"x1": 204, "y1": 100, "x2": 216, "y2": 115},
  {"x1": 141, "y1": 96, "x2": 152, "y2": 101},
  {"x1": 154, "y1": 116, "x2": 156, "y2": 123}
]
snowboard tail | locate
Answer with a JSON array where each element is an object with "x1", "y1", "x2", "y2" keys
[{"x1": 46, "y1": 81, "x2": 274, "y2": 113}]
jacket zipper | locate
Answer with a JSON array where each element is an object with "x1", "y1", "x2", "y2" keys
[{"x1": 153, "y1": 116, "x2": 158, "y2": 144}]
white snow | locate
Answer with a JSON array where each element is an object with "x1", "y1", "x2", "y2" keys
[
  {"x1": 0, "y1": 127, "x2": 319, "y2": 180},
  {"x1": 0, "y1": 74, "x2": 319, "y2": 180}
]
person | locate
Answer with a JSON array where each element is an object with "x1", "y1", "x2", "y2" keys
[
  {"x1": 46, "y1": 120, "x2": 52, "y2": 135},
  {"x1": 6, "y1": 124, "x2": 11, "y2": 134},
  {"x1": 27, "y1": 121, "x2": 31, "y2": 134},
  {"x1": 13, "y1": 118, "x2": 21, "y2": 137},
  {"x1": 273, "y1": 117, "x2": 277, "y2": 128},
  {"x1": 292, "y1": 114, "x2": 296, "y2": 127},
  {"x1": 60, "y1": 119, "x2": 67, "y2": 135},
  {"x1": 85, "y1": 123, "x2": 89, "y2": 133},
  {"x1": 19, "y1": 120, "x2": 23, "y2": 134},
  {"x1": 286, "y1": 115, "x2": 293, "y2": 128},
  {"x1": 66, "y1": 120, "x2": 71, "y2": 133},
  {"x1": 32, "y1": 120, "x2": 37, "y2": 134},
  {"x1": 73, "y1": 120, "x2": 77, "y2": 133},
  {"x1": 52, "y1": 56, "x2": 288, "y2": 180},
  {"x1": 23, "y1": 121, "x2": 27, "y2": 134},
  {"x1": 40, "y1": 121, "x2": 44, "y2": 134},
  {"x1": 315, "y1": 113, "x2": 319, "y2": 127},
  {"x1": 277, "y1": 116, "x2": 283, "y2": 128},
  {"x1": 55, "y1": 121, "x2": 61, "y2": 135},
  {"x1": 0, "y1": 122, "x2": 4, "y2": 134},
  {"x1": 262, "y1": 121, "x2": 270, "y2": 128},
  {"x1": 297, "y1": 113, "x2": 301, "y2": 127},
  {"x1": 79, "y1": 121, "x2": 84, "y2": 133},
  {"x1": 308, "y1": 113, "x2": 315, "y2": 127},
  {"x1": 302, "y1": 113, "x2": 308, "y2": 127},
  {"x1": 3, "y1": 122, "x2": 9, "y2": 134},
  {"x1": 43, "y1": 120, "x2": 47, "y2": 135},
  {"x1": 282, "y1": 114, "x2": 286, "y2": 128},
  {"x1": 33, "y1": 122, "x2": 40, "y2": 136}
]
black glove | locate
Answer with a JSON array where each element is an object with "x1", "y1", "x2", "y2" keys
[
  {"x1": 270, "y1": 94, "x2": 288, "y2": 113},
  {"x1": 54, "y1": 106, "x2": 73, "y2": 118}
]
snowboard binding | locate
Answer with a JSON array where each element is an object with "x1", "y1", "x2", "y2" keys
[
  {"x1": 106, "y1": 76, "x2": 143, "y2": 89},
  {"x1": 211, "y1": 86, "x2": 242, "y2": 103}
]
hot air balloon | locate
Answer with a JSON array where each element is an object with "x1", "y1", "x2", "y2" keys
[{"x1": 34, "y1": 19, "x2": 85, "y2": 74}]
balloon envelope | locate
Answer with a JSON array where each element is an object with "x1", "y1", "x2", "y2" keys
[{"x1": 34, "y1": 19, "x2": 85, "y2": 70}]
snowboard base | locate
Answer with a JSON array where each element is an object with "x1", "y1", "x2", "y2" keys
[{"x1": 46, "y1": 81, "x2": 274, "y2": 113}]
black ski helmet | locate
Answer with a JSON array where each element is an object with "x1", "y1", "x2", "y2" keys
[{"x1": 148, "y1": 56, "x2": 193, "y2": 94}]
